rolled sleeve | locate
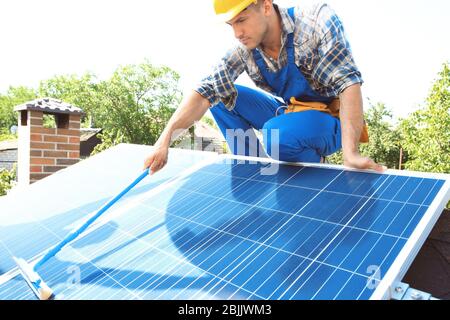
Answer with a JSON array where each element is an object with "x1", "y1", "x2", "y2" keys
[
  {"x1": 195, "y1": 77, "x2": 218, "y2": 106},
  {"x1": 313, "y1": 4, "x2": 364, "y2": 95},
  {"x1": 194, "y1": 47, "x2": 245, "y2": 111}
]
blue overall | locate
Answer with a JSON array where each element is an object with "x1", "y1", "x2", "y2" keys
[{"x1": 210, "y1": 8, "x2": 342, "y2": 163}]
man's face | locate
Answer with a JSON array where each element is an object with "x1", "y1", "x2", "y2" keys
[{"x1": 226, "y1": 3, "x2": 268, "y2": 50}]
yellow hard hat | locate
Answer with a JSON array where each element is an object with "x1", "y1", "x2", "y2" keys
[{"x1": 214, "y1": 0, "x2": 258, "y2": 22}]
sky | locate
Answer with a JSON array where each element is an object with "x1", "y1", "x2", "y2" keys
[{"x1": 0, "y1": 0, "x2": 449, "y2": 121}]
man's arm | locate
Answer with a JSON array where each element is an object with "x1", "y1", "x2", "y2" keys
[
  {"x1": 339, "y1": 83, "x2": 385, "y2": 172},
  {"x1": 144, "y1": 45, "x2": 245, "y2": 174},
  {"x1": 143, "y1": 90, "x2": 211, "y2": 174},
  {"x1": 310, "y1": 5, "x2": 384, "y2": 171}
]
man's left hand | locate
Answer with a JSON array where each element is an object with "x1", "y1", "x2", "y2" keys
[{"x1": 344, "y1": 152, "x2": 386, "y2": 172}]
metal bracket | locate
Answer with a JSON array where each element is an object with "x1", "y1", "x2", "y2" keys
[{"x1": 390, "y1": 282, "x2": 436, "y2": 300}]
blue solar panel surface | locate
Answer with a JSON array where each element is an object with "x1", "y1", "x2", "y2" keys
[{"x1": 0, "y1": 150, "x2": 448, "y2": 300}]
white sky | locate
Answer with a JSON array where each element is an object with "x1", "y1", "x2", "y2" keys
[{"x1": 0, "y1": 0, "x2": 449, "y2": 121}]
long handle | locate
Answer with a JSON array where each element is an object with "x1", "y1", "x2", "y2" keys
[{"x1": 34, "y1": 169, "x2": 150, "y2": 271}]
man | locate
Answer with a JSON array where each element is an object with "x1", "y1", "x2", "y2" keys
[{"x1": 144, "y1": 0, "x2": 384, "y2": 174}]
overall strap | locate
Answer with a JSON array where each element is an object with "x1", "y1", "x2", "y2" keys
[{"x1": 287, "y1": 7, "x2": 295, "y2": 21}]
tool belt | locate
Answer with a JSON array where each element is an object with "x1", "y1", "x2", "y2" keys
[{"x1": 282, "y1": 97, "x2": 369, "y2": 143}]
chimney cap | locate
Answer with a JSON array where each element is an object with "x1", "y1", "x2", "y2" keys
[{"x1": 14, "y1": 98, "x2": 85, "y2": 115}]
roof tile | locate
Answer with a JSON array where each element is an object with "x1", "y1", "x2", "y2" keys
[{"x1": 14, "y1": 98, "x2": 84, "y2": 115}]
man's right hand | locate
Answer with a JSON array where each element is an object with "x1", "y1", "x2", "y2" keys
[
  {"x1": 143, "y1": 90, "x2": 211, "y2": 175},
  {"x1": 143, "y1": 146, "x2": 169, "y2": 175}
]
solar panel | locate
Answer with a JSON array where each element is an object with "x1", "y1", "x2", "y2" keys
[{"x1": 0, "y1": 149, "x2": 449, "y2": 300}]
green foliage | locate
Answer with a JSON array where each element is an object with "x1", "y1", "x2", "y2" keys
[
  {"x1": 43, "y1": 114, "x2": 57, "y2": 128},
  {"x1": 39, "y1": 60, "x2": 181, "y2": 153},
  {"x1": 91, "y1": 130, "x2": 125, "y2": 155},
  {"x1": 0, "y1": 132, "x2": 17, "y2": 141},
  {"x1": 400, "y1": 63, "x2": 450, "y2": 174},
  {"x1": 0, "y1": 167, "x2": 16, "y2": 196},
  {"x1": 201, "y1": 116, "x2": 218, "y2": 129},
  {"x1": 39, "y1": 73, "x2": 99, "y2": 127},
  {"x1": 93, "y1": 61, "x2": 180, "y2": 148},
  {"x1": 0, "y1": 86, "x2": 37, "y2": 134},
  {"x1": 1, "y1": 60, "x2": 180, "y2": 156},
  {"x1": 326, "y1": 150, "x2": 343, "y2": 165},
  {"x1": 360, "y1": 102, "x2": 403, "y2": 169}
]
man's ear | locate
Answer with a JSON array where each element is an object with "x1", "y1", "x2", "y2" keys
[{"x1": 263, "y1": 0, "x2": 273, "y2": 16}]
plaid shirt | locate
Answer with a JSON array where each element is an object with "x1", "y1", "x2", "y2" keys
[{"x1": 195, "y1": 2, "x2": 363, "y2": 111}]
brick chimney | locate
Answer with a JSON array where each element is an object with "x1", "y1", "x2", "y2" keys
[{"x1": 14, "y1": 98, "x2": 84, "y2": 186}]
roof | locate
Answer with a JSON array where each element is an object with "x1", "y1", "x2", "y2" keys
[
  {"x1": 80, "y1": 128, "x2": 102, "y2": 142},
  {"x1": 14, "y1": 98, "x2": 85, "y2": 115},
  {"x1": 194, "y1": 122, "x2": 224, "y2": 140},
  {"x1": 0, "y1": 140, "x2": 18, "y2": 152}
]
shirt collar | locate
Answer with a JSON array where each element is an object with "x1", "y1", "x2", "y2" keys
[{"x1": 276, "y1": 5, "x2": 295, "y2": 36}]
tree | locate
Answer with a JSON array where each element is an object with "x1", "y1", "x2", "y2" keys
[
  {"x1": 92, "y1": 61, "x2": 180, "y2": 151},
  {"x1": 0, "y1": 167, "x2": 16, "y2": 196},
  {"x1": 400, "y1": 63, "x2": 450, "y2": 174},
  {"x1": 0, "y1": 60, "x2": 180, "y2": 153},
  {"x1": 360, "y1": 102, "x2": 403, "y2": 169},
  {"x1": 38, "y1": 60, "x2": 181, "y2": 153},
  {"x1": 0, "y1": 86, "x2": 37, "y2": 138},
  {"x1": 39, "y1": 73, "x2": 99, "y2": 128}
]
